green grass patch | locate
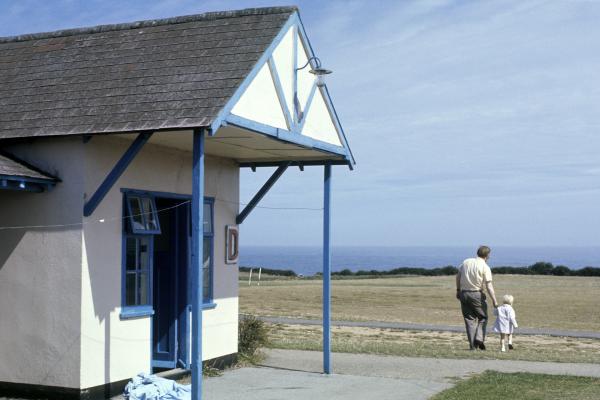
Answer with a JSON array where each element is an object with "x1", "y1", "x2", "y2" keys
[{"x1": 431, "y1": 371, "x2": 600, "y2": 400}]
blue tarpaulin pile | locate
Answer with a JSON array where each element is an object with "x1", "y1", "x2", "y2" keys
[{"x1": 124, "y1": 373, "x2": 191, "y2": 400}]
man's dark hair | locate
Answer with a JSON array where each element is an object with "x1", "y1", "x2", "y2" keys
[{"x1": 477, "y1": 246, "x2": 491, "y2": 259}]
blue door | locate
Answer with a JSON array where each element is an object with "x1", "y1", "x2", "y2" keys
[{"x1": 152, "y1": 199, "x2": 189, "y2": 369}]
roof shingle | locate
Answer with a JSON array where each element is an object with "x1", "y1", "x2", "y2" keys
[
  {"x1": 0, "y1": 151, "x2": 57, "y2": 181},
  {"x1": 0, "y1": 6, "x2": 296, "y2": 140}
]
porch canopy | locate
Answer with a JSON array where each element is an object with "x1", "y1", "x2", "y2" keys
[
  {"x1": 0, "y1": 6, "x2": 354, "y2": 399},
  {"x1": 0, "y1": 152, "x2": 58, "y2": 192}
]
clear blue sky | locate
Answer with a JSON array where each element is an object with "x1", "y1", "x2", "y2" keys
[{"x1": 3, "y1": 0, "x2": 600, "y2": 247}]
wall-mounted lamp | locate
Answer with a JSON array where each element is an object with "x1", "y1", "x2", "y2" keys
[{"x1": 297, "y1": 57, "x2": 332, "y2": 87}]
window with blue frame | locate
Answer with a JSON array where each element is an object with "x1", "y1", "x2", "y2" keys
[
  {"x1": 124, "y1": 235, "x2": 152, "y2": 306},
  {"x1": 121, "y1": 193, "x2": 160, "y2": 314},
  {"x1": 126, "y1": 194, "x2": 161, "y2": 234},
  {"x1": 121, "y1": 191, "x2": 215, "y2": 316}
]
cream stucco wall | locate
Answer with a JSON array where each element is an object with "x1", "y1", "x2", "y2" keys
[
  {"x1": 0, "y1": 138, "x2": 84, "y2": 389},
  {"x1": 81, "y1": 135, "x2": 239, "y2": 389}
]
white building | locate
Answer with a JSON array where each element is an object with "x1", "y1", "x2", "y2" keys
[{"x1": 0, "y1": 7, "x2": 354, "y2": 399}]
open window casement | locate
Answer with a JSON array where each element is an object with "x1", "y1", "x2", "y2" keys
[{"x1": 126, "y1": 194, "x2": 161, "y2": 234}]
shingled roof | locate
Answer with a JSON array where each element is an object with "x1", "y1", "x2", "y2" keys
[
  {"x1": 0, "y1": 151, "x2": 58, "y2": 181},
  {"x1": 0, "y1": 7, "x2": 297, "y2": 140}
]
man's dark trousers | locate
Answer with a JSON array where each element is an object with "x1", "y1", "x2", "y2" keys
[{"x1": 460, "y1": 290, "x2": 488, "y2": 349}]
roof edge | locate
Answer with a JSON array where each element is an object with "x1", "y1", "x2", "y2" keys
[
  {"x1": 0, "y1": 6, "x2": 298, "y2": 44},
  {"x1": 0, "y1": 150, "x2": 60, "y2": 181}
]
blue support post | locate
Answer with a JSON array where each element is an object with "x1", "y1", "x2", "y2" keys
[
  {"x1": 83, "y1": 131, "x2": 152, "y2": 217},
  {"x1": 236, "y1": 162, "x2": 291, "y2": 224},
  {"x1": 191, "y1": 128, "x2": 205, "y2": 400},
  {"x1": 323, "y1": 163, "x2": 332, "y2": 374}
]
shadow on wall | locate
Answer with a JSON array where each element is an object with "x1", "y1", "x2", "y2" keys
[{"x1": 0, "y1": 190, "x2": 83, "y2": 388}]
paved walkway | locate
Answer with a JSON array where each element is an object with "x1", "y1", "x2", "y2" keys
[
  {"x1": 202, "y1": 349, "x2": 600, "y2": 400},
  {"x1": 8, "y1": 349, "x2": 600, "y2": 400},
  {"x1": 257, "y1": 316, "x2": 600, "y2": 339}
]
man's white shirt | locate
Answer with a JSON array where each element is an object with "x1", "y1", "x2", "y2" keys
[{"x1": 458, "y1": 257, "x2": 493, "y2": 291}]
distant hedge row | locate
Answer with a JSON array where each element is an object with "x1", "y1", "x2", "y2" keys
[
  {"x1": 241, "y1": 262, "x2": 600, "y2": 277},
  {"x1": 334, "y1": 262, "x2": 600, "y2": 277}
]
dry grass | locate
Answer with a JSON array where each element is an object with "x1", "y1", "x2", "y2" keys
[
  {"x1": 268, "y1": 323, "x2": 600, "y2": 364},
  {"x1": 240, "y1": 275, "x2": 600, "y2": 331}
]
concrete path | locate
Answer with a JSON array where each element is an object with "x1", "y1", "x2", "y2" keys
[
  {"x1": 262, "y1": 348, "x2": 600, "y2": 380},
  {"x1": 201, "y1": 348, "x2": 600, "y2": 400},
  {"x1": 257, "y1": 316, "x2": 600, "y2": 339},
  {"x1": 6, "y1": 349, "x2": 600, "y2": 400}
]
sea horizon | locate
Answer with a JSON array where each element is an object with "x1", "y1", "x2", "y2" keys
[{"x1": 239, "y1": 245, "x2": 600, "y2": 276}]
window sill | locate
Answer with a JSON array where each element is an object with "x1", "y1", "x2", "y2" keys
[
  {"x1": 120, "y1": 306, "x2": 154, "y2": 319},
  {"x1": 188, "y1": 302, "x2": 217, "y2": 311}
]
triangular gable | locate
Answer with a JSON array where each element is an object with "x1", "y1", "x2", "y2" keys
[{"x1": 214, "y1": 13, "x2": 353, "y2": 162}]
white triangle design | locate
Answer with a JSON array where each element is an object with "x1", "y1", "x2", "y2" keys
[
  {"x1": 231, "y1": 61, "x2": 287, "y2": 130},
  {"x1": 301, "y1": 89, "x2": 343, "y2": 146}
]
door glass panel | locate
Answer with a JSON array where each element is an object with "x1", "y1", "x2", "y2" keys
[
  {"x1": 203, "y1": 237, "x2": 211, "y2": 300},
  {"x1": 129, "y1": 197, "x2": 145, "y2": 231},
  {"x1": 126, "y1": 237, "x2": 137, "y2": 271},
  {"x1": 138, "y1": 272, "x2": 148, "y2": 305},
  {"x1": 142, "y1": 197, "x2": 158, "y2": 231},
  {"x1": 203, "y1": 203, "x2": 212, "y2": 234},
  {"x1": 139, "y1": 237, "x2": 150, "y2": 270},
  {"x1": 125, "y1": 273, "x2": 136, "y2": 306}
]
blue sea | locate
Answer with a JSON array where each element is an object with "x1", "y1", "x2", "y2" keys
[{"x1": 239, "y1": 246, "x2": 600, "y2": 276}]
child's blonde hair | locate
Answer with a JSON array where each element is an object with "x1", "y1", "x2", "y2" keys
[{"x1": 503, "y1": 294, "x2": 514, "y2": 305}]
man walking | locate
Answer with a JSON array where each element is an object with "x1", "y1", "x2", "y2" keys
[{"x1": 456, "y1": 246, "x2": 498, "y2": 350}]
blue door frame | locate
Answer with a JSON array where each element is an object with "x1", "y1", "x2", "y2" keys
[{"x1": 152, "y1": 197, "x2": 190, "y2": 369}]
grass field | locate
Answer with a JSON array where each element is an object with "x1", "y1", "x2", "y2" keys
[
  {"x1": 267, "y1": 323, "x2": 600, "y2": 364},
  {"x1": 239, "y1": 274, "x2": 600, "y2": 331},
  {"x1": 430, "y1": 371, "x2": 600, "y2": 400}
]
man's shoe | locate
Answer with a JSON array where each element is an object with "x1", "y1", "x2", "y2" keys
[
  {"x1": 508, "y1": 344, "x2": 514, "y2": 350},
  {"x1": 474, "y1": 340, "x2": 486, "y2": 350}
]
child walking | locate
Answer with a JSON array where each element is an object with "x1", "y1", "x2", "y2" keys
[{"x1": 493, "y1": 294, "x2": 518, "y2": 352}]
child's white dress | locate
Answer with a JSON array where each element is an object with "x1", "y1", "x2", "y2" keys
[{"x1": 492, "y1": 304, "x2": 518, "y2": 334}]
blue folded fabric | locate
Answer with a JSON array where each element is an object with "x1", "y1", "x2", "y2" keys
[{"x1": 124, "y1": 373, "x2": 191, "y2": 400}]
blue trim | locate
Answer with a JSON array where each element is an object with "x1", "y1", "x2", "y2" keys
[
  {"x1": 210, "y1": 15, "x2": 298, "y2": 134},
  {"x1": 268, "y1": 57, "x2": 294, "y2": 131},
  {"x1": 225, "y1": 114, "x2": 347, "y2": 157},
  {"x1": 321, "y1": 85, "x2": 356, "y2": 168},
  {"x1": 120, "y1": 305, "x2": 155, "y2": 320},
  {"x1": 0, "y1": 174, "x2": 58, "y2": 193},
  {"x1": 0, "y1": 174, "x2": 58, "y2": 185},
  {"x1": 121, "y1": 234, "x2": 154, "y2": 310},
  {"x1": 236, "y1": 162, "x2": 290, "y2": 224},
  {"x1": 152, "y1": 360, "x2": 176, "y2": 369},
  {"x1": 121, "y1": 188, "x2": 192, "y2": 200},
  {"x1": 322, "y1": 163, "x2": 332, "y2": 374},
  {"x1": 84, "y1": 131, "x2": 152, "y2": 217},
  {"x1": 239, "y1": 160, "x2": 349, "y2": 168},
  {"x1": 120, "y1": 188, "x2": 215, "y2": 304},
  {"x1": 203, "y1": 198, "x2": 215, "y2": 303},
  {"x1": 202, "y1": 302, "x2": 217, "y2": 310},
  {"x1": 191, "y1": 128, "x2": 205, "y2": 400}
]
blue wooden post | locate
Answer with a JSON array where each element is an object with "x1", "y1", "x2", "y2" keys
[
  {"x1": 191, "y1": 128, "x2": 205, "y2": 400},
  {"x1": 323, "y1": 163, "x2": 332, "y2": 374}
]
